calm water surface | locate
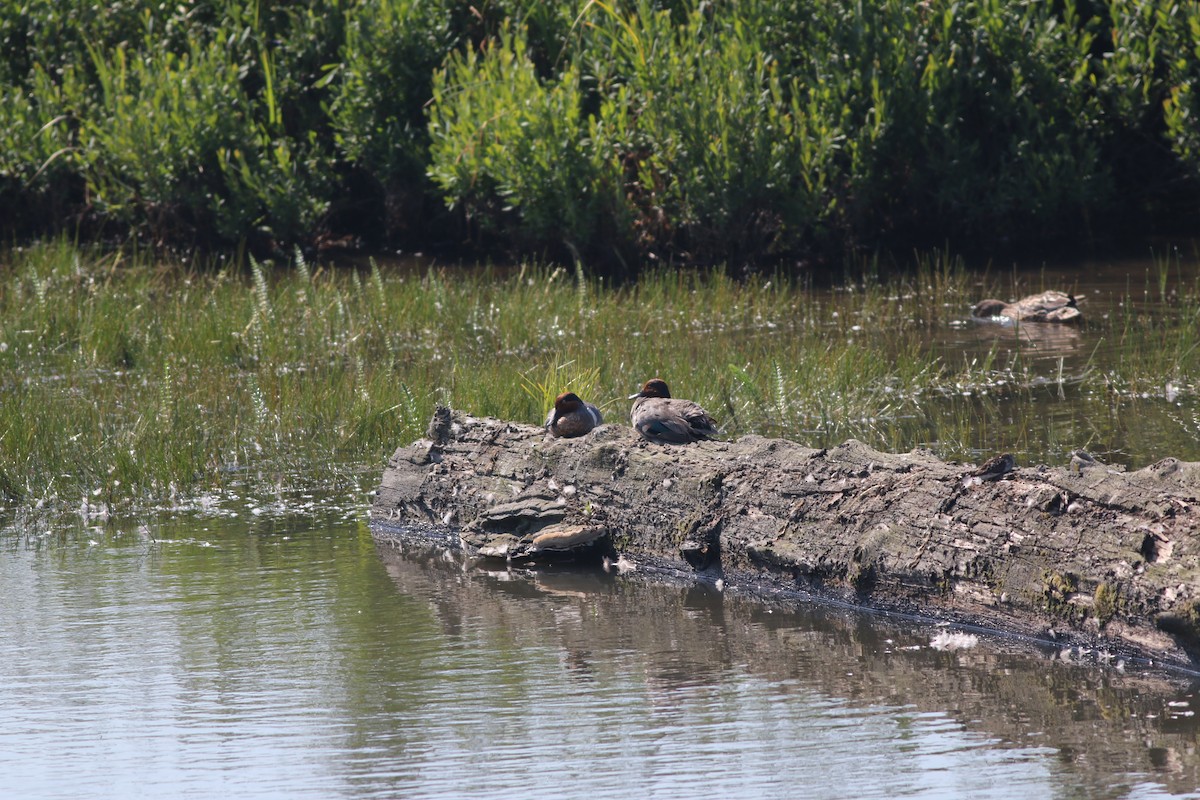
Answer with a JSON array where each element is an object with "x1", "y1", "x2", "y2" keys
[
  {"x1": 3, "y1": 512, "x2": 1200, "y2": 799},
  {"x1": 841, "y1": 254, "x2": 1200, "y2": 469}
]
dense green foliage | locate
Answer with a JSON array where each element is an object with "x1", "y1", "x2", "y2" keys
[
  {"x1": 2, "y1": 1, "x2": 1200, "y2": 269},
  {"x1": 2, "y1": 241, "x2": 1200, "y2": 520}
]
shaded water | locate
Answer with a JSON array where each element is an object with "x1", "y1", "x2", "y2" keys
[{"x1": 4, "y1": 514, "x2": 1200, "y2": 799}]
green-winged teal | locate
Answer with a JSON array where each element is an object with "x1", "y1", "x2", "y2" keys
[
  {"x1": 545, "y1": 392, "x2": 603, "y2": 438},
  {"x1": 971, "y1": 291, "x2": 1080, "y2": 323},
  {"x1": 628, "y1": 378, "x2": 720, "y2": 444}
]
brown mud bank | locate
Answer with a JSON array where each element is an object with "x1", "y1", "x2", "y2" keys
[{"x1": 370, "y1": 408, "x2": 1200, "y2": 671}]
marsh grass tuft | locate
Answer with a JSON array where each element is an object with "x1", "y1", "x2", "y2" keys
[
  {"x1": 520, "y1": 359, "x2": 604, "y2": 423},
  {"x1": 2, "y1": 241, "x2": 1200, "y2": 522}
]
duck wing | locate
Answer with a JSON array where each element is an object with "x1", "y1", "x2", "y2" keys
[
  {"x1": 679, "y1": 403, "x2": 720, "y2": 438},
  {"x1": 635, "y1": 413, "x2": 697, "y2": 443},
  {"x1": 1043, "y1": 306, "x2": 1082, "y2": 322},
  {"x1": 1013, "y1": 291, "x2": 1081, "y2": 322},
  {"x1": 632, "y1": 397, "x2": 719, "y2": 442}
]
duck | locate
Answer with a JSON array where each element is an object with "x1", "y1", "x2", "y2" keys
[
  {"x1": 971, "y1": 290, "x2": 1081, "y2": 323},
  {"x1": 545, "y1": 392, "x2": 603, "y2": 438},
  {"x1": 970, "y1": 452, "x2": 1016, "y2": 481},
  {"x1": 960, "y1": 452, "x2": 1016, "y2": 488},
  {"x1": 628, "y1": 378, "x2": 720, "y2": 444}
]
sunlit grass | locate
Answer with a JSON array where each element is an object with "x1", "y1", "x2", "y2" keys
[{"x1": 2, "y1": 241, "x2": 1200, "y2": 522}]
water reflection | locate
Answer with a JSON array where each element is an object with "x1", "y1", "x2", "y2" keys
[
  {"x1": 2, "y1": 517, "x2": 1199, "y2": 799},
  {"x1": 373, "y1": 536, "x2": 1200, "y2": 799},
  {"x1": 866, "y1": 257, "x2": 1200, "y2": 469},
  {"x1": 955, "y1": 315, "x2": 1087, "y2": 362}
]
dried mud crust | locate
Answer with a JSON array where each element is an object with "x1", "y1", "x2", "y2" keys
[{"x1": 371, "y1": 408, "x2": 1200, "y2": 669}]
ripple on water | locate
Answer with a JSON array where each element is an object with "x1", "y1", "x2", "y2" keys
[{"x1": 1, "y1": 520, "x2": 1199, "y2": 800}]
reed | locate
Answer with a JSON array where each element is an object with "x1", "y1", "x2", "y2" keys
[{"x1": 2, "y1": 241, "x2": 1199, "y2": 522}]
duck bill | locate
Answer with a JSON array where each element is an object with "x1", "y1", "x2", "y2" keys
[{"x1": 628, "y1": 391, "x2": 644, "y2": 400}]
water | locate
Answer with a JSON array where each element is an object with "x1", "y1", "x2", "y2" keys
[
  {"x1": 4, "y1": 251, "x2": 1200, "y2": 797},
  {"x1": 848, "y1": 254, "x2": 1200, "y2": 469},
  {"x1": 3, "y1": 514, "x2": 1200, "y2": 799}
]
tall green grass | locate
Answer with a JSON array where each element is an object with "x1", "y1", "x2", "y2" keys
[{"x1": 2, "y1": 241, "x2": 1200, "y2": 522}]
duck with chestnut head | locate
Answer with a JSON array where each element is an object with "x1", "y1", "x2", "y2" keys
[
  {"x1": 545, "y1": 392, "x2": 604, "y2": 438},
  {"x1": 628, "y1": 378, "x2": 720, "y2": 444}
]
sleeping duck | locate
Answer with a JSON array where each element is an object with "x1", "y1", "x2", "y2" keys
[{"x1": 971, "y1": 290, "x2": 1081, "y2": 323}]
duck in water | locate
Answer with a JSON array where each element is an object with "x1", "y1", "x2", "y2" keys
[
  {"x1": 628, "y1": 378, "x2": 720, "y2": 444},
  {"x1": 545, "y1": 392, "x2": 603, "y2": 438},
  {"x1": 971, "y1": 291, "x2": 1080, "y2": 323}
]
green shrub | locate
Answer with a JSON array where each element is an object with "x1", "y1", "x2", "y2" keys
[
  {"x1": 428, "y1": 26, "x2": 627, "y2": 258},
  {"x1": 0, "y1": 65, "x2": 82, "y2": 231},
  {"x1": 590, "y1": 3, "x2": 837, "y2": 262},
  {"x1": 754, "y1": 0, "x2": 1112, "y2": 246},
  {"x1": 3, "y1": 0, "x2": 1200, "y2": 265},
  {"x1": 330, "y1": 0, "x2": 452, "y2": 238},
  {"x1": 1114, "y1": 2, "x2": 1200, "y2": 187},
  {"x1": 426, "y1": 1, "x2": 1120, "y2": 264},
  {"x1": 428, "y1": 4, "x2": 838, "y2": 265},
  {"x1": 917, "y1": 1, "x2": 1108, "y2": 236},
  {"x1": 1, "y1": 1, "x2": 337, "y2": 248},
  {"x1": 65, "y1": 35, "x2": 330, "y2": 244}
]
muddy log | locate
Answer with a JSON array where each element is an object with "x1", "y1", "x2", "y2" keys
[{"x1": 370, "y1": 408, "x2": 1200, "y2": 669}]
